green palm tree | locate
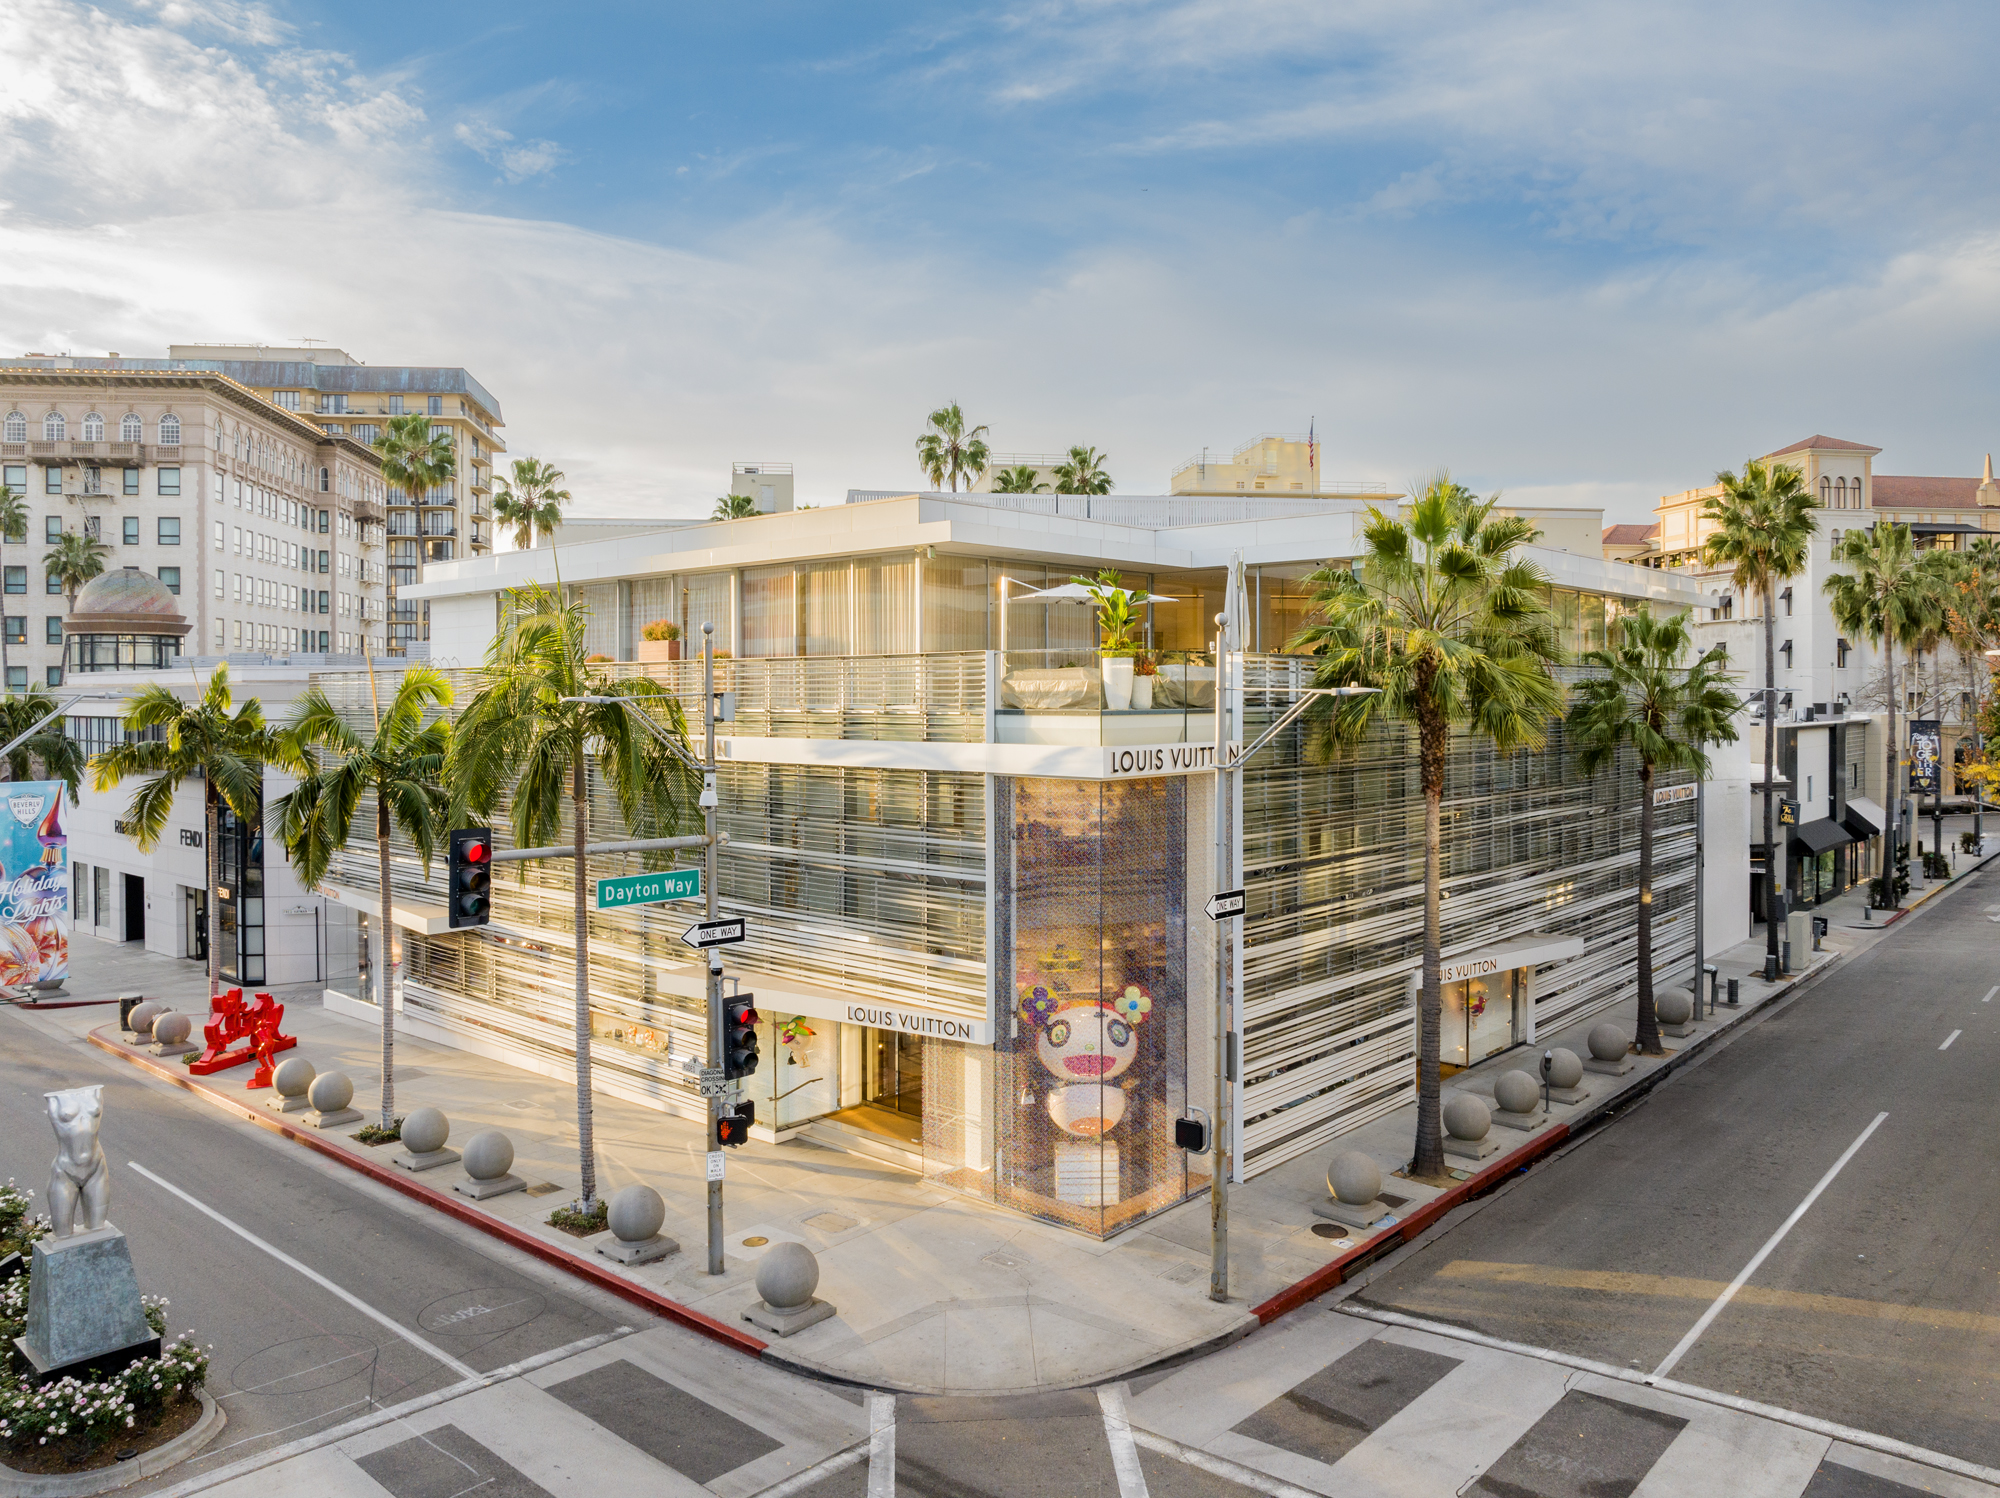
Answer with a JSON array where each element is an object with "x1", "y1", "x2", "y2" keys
[
  {"x1": 1051, "y1": 445, "x2": 1112, "y2": 496},
  {"x1": 44, "y1": 530, "x2": 109, "y2": 612},
  {"x1": 0, "y1": 690, "x2": 84, "y2": 795},
  {"x1": 1701, "y1": 459, "x2": 1815, "y2": 959},
  {"x1": 273, "y1": 666, "x2": 454, "y2": 1130},
  {"x1": 446, "y1": 582, "x2": 700, "y2": 1208},
  {"x1": 491, "y1": 457, "x2": 572, "y2": 551},
  {"x1": 373, "y1": 414, "x2": 457, "y2": 656},
  {"x1": 915, "y1": 404, "x2": 991, "y2": 492},
  {"x1": 0, "y1": 485, "x2": 26, "y2": 692},
  {"x1": 711, "y1": 493, "x2": 758, "y2": 520},
  {"x1": 992, "y1": 465, "x2": 1050, "y2": 495},
  {"x1": 92, "y1": 665, "x2": 293, "y2": 1006},
  {"x1": 1288, "y1": 476, "x2": 1563, "y2": 1178},
  {"x1": 1567, "y1": 611, "x2": 1739, "y2": 1053},
  {"x1": 1825, "y1": 525, "x2": 1946, "y2": 903}
]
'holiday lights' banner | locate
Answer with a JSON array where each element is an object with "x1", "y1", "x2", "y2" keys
[{"x1": 0, "y1": 783, "x2": 69, "y2": 986}]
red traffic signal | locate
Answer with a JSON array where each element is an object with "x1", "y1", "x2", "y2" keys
[
  {"x1": 723, "y1": 997, "x2": 761, "y2": 1080},
  {"x1": 448, "y1": 828, "x2": 493, "y2": 930}
]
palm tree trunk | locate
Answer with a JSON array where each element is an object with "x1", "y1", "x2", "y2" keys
[
  {"x1": 573, "y1": 750, "x2": 596, "y2": 1209},
  {"x1": 1763, "y1": 583, "x2": 1779, "y2": 962},
  {"x1": 1635, "y1": 760, "x2": 1660, "y2": 1054},
  {"x1": 377, "y1": 793, "x2": 395, "y2": 1130},
  {"x1": 1883, "y1": 637, "x2": 1899, "y2": 904},
  {"x1": 1414, "y1": 691, "x2": 1447, "y2": 1179}
]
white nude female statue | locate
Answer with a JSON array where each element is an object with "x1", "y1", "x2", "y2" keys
[{"x1": 45, "y1": 1086, "x2": 109, "y2": 1237}]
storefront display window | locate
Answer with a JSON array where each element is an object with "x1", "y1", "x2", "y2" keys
[{"x1": 936, "y1": 776, "x2": 1197, "y2": 1238}]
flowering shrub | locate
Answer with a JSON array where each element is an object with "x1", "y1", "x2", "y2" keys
[
  {"x1": 0, "y1": 1335, "x2": 208, "y2": 1455},
  {"x1": 0, "y1": 1181, "x2": 47, "y2": 1259}
]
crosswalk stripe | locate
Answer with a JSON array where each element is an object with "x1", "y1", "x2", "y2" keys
[
  {"x1": 1129, "y1": 1428, "x2": 1322, "y2": 1498},
  {"x1": 867, "y1": 1391, "x2": 896, "y2": 1498},
  {"x1": 1098, "y1": 1385, "x2": 1150, "y2": 1498}
]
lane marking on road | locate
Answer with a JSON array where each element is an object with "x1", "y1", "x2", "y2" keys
[
  {"x1": 1983, "y1": 986, "x2": 1997, "y2": 1003},
  {"x1": 1098, "y1": 1384, "x2": 1151, "y2": 1498},
  {"x1": 745, "y1": 1441, "x2": 872, "y2": 1498},
  {"x1": 1425, "y1": 1260, "x2": 2000, "y2": 1336},
  {"x1": 1942, "y1": 1030, "x2": 1963, "y2": 1050},
  {"x1": 1651, "y1": 1111, "x2": 1888, "y2": 1381},
  {"x1": 1339, "y1": 1304, "x2": 2000, "y2": 1492},
  {"x1": 1127, "y1": 1428, "x2": 1321, "y2": 1498},
  {"x1": 129, "y1": 1160, "x2": 480, "y2": 1381},
  {"x1": 867, "y1": 1390, "x2": 896, "y2": 1498},
  {"x1": 148, "y1": 1326, "x2": 632, "y2": 1498}
]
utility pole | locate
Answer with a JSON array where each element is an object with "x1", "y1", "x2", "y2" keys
[
  {"x1": 1209, "y1": 611, "x2": 1232, "y2": 1304},
  {"x1": 703, "y1": 621, "x2": 725, "y2": 1275}
]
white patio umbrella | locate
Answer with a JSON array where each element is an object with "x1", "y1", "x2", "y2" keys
[{"x1": 1000, "y1": 580, "x2": 1181, "y2": 651}]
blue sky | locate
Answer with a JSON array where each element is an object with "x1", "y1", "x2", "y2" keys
[{"x1": 4, "y1": 0, "x2": 2000, "y2": 521}]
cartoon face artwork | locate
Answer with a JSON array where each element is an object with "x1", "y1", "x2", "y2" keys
[
  {"x1": 1031, "y1": 997, "x2": 1146, "y2": 1138},
  {"x1": 1035, "y1": 1003, "x2": 1139, "y2": 1083}
]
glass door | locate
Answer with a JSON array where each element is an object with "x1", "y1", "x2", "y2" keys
[{"x1": 865, "y1": 1029, "x2": 924, "y2": 1118}]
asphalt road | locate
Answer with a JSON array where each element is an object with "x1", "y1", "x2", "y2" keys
[
  {"x1": 0, "y1": 1003, "x2": 629, "y2": 1489},
  {"x1": 1355, "y1": 868, "x2": 2000, "y2": 1468}
]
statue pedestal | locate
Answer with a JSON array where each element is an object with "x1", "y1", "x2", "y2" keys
[{"x1": 12, "y1": 1224, "x2": 160, "y2": 1385}]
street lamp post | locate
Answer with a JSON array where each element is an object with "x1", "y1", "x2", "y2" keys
[{"x1": 1205, "y1": 616, "x2": 1374, "y2": 1303}]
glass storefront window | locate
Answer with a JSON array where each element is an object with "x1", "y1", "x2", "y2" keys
[
  {"x1": 1441, "y1": 970, "x2": 1524, "y2": 1067},
  {"x1": 955, "y1": 775, "x2": 1194, "y2": 1238}
]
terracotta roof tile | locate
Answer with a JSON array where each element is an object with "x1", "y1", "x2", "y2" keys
[
  {"x1": 1870, "y1": 474, "x2": 1984, "y2": 508},
  {"x1": 1602, "y1": 523, "x2": 1660, "y2": 544},
  {"x1": 1767, "y1": 434, "x2": 1883, "y2": 457}
]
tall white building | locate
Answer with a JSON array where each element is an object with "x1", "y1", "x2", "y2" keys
[{"x1": 0, "y1": 364, "x2": 391, "y2": 685}]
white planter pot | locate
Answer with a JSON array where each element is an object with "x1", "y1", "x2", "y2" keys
[
  {"x1": 1100, "y1": 656, "x2": 1135, "y2": 710},
  {"x1": 1130, "y1": 674, "x2": 1155, "y2": 710}
]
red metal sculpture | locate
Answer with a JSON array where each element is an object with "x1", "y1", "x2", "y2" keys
[{"x1": 187, "y1": 989, "x2": 296, "y2": 1080}]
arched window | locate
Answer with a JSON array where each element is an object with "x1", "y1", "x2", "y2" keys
[
  {"x1": 1820, "y1": 476, "x2": 1831, "y2": 504},
  {"x1": 1835, "y1": 477, "x2": 1847, "y2": 506},
  {"x1": 121, "y1": 414, "x2": 141, "y2": 443},
  {"x1": 2, "y1": 413, "x2": 23, "y2": 443},
  {"x1": 158, "y1": 414, "x2": 180, "y2": 446},
  {"x1": 43, "y1": 413, "x2": 65, "y2": 441},
  {"x1": 81, "y1": 413, "x2": 103, "y2": 442}
]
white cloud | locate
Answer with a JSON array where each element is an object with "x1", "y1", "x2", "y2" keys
[{"x1": 455, "y1": 118, "x2": 566, "y2": 183}]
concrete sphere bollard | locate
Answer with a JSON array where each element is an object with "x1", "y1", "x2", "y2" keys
[
  {"x1": 128, "y1": 1001, "x2": 166, "y2": 1037},
  {"x1": 1546, "y1": 1048, "x2": 1583, "y2": 1090},
  {"x1": 401, "y1": 1107, "x2": 450, "y2": 1155},
  {"x1": 1587, "y1": 1022, "x2": 1627, "y2": 1063},
  {"x1": 1495, "y1": 1069, "x2": 1540, "y2": 1114},
  {"x1": 1327, "y1": 1150, "x2": 1382, "y2": 1206},
  {"x1": 756, "y1": 1242, "x2": 821, "y2": 1311},
  {"x1": 1655, "y1": 989, "x2": 1693, "y2": 1027},
  {"x1": 462, "y1": 1130, "x2": 515, "y2": 1182},
  {"x1": 271, "y1": 1056, "x2": 316, "y2": 1099},
  {"x1": 1443, "y1": 1092, "x2": 1491, "y2": 1141},
  {"x1": 151, "y1": 1012, "x2": 192, "y2": 1046},
  {"x1": 308, "y1": 1071, "x2": 354, "y2": 1113},
  {"x1": 607, "y1": 1184, "x2": 666, "y2": 1244}
]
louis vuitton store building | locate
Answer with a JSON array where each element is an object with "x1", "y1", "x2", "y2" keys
[{"x1": 320, "y1": 490, "x2": 1728, "y2": 1240}]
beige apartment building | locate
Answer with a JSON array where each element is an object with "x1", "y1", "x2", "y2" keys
[
  {"x1": 165, "y1": 345, "x2": 505, "y2": 650},
  {"x1": 0, "y1": 363, "x2": 390, "y2": 684}
]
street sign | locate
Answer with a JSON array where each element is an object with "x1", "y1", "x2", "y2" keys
[
  {"x1": 1205, "y1": 889, "x2": 1246, "y2": 921},
  {"x1": 697, "y1": 1064, "x2": 727, "y2": 1098},
  {"x1": 596, "y1": 867, "x2": 701, "y2": 911},
  {"x1": 681, "y1": 917, "x2": 748, "y2": 949},
  {"x1": 705, "y1": 1150, "x2": 725, "y2": 1182}
]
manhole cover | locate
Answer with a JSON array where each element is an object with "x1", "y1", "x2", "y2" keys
[
  {"x1": 803, "y1": 1212, "x2": 857, "y2": 1235},
  {"x1": 742, "y1": 1236, "x2": 769, "y2": 1247},
  {"x1": 1310, "y1": 1223, "x2": 1355, "y2": 1243},
  {"x1": 522, "y1": 1181, "x2": 562, "y2": 1196}
]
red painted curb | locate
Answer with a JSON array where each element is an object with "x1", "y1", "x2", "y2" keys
[
  {"x1": 87, "y1": 1028, "x2": 770, "y2": 1359},
  {"x1": 1249, "y1": 1123, "x2": 1572, "y2": 1325}
]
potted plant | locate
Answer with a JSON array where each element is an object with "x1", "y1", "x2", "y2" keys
[
  {"x1": 637, "y1": 619, "x2": 681, "y2": 663},
  {"x1": 1132, "y1": 652, "x2": 1158, "y2": 709},
  {"x1": 1076, "y1": 572, "x2": 1142, "y2": 710}
]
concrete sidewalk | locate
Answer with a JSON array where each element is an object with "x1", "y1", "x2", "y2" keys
[{"x1": 41, "y1": 832, "x2": 1993, "y2": 1397}]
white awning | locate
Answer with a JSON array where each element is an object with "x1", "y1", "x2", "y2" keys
[
  {"x1": 319, "y1": 881, "x2": 452, "y2": 935},
  {"x1": 1408, "y1": 932, "x2": 1587, "y2": 991}
]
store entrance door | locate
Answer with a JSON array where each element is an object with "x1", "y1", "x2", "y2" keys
[{"x1": 866, "y1": 1029, "x2": 924, "y2": 1119}]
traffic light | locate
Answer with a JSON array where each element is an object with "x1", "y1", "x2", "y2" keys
[
  {"x1": 715, "y1": 1101, "x2": 754, "y2": 1147},
  {"x1": 448, "y1": 827, "x2": 492, "y2": 929},
  {"x1": 723, "y1": 996, "x2": 761, "y2": 1080}
]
